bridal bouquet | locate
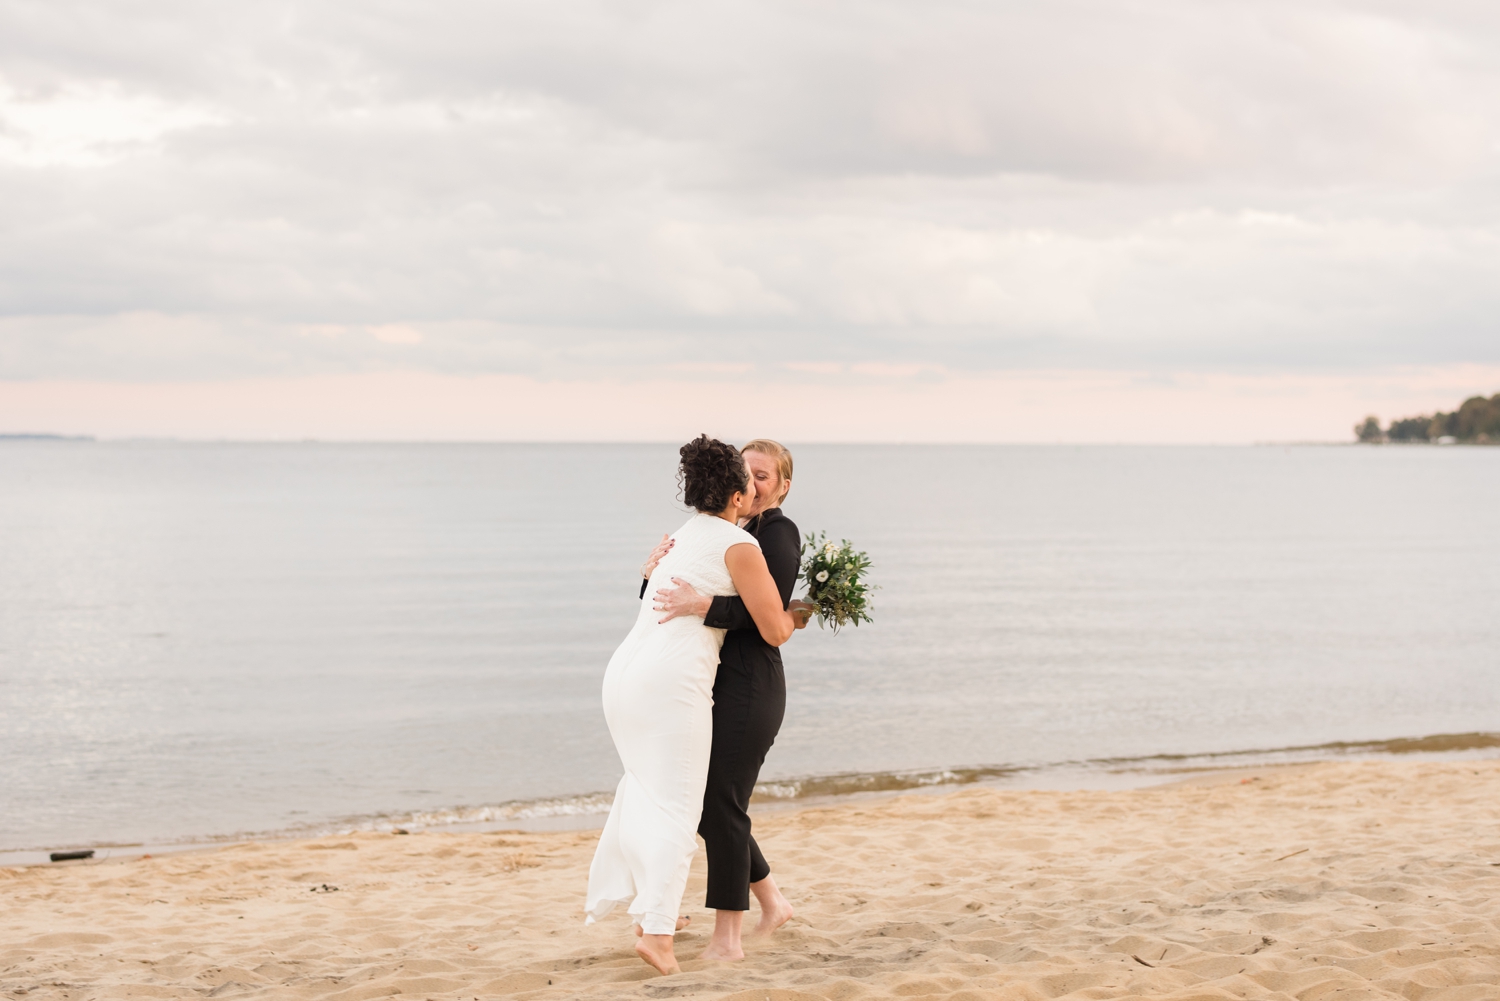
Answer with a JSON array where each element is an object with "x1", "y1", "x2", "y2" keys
[{"x1": 799, "y1": 532, "x2": 875, "y2": 633}]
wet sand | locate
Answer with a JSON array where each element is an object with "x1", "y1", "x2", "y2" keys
[{"x1": 4, "y1": 758, "x2": 1497, "y2": 1000}]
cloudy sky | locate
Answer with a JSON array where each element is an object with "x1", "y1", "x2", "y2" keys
[{"x1": 3, "y1": 0, "x2": 1499, "y2": 440}]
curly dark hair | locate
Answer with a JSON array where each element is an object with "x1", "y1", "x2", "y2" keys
[{"x1": 678, "y1": 434, "x2": 750, "y2": 513}]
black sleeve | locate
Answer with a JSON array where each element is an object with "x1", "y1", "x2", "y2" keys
[
  {"x1": 704, "y1": 593, "x2": 752, "y2": 631},
  {"x1": 704, "y1": 516, "x2": 801, "y2": 630},
  {"x1": 761, "y1": 516, "x2": 801, "y2": 609}
]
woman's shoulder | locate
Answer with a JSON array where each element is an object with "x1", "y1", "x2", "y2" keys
[
  {"x1": 757, "y1": 509, "x2": 799, "y2": 543},
  {"x1": 725, "y1": 520, "x2": 761, "y2": 548},
  {"x1": 690, "y1": 512, "x2": 760, "y2": 548}
]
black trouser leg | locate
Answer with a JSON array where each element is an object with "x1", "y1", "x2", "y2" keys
[
  {"x1": 748, "y1": 834, "x2": 770, "y2": 885},
  {"x1": 699, "y1": 648, "x2": 785, "y2": 911}
]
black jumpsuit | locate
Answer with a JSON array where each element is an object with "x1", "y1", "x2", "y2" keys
[{"x1": 640, "y1": 507, "x2": 800, "y2": 910}]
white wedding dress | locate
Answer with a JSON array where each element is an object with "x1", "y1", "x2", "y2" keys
[{"x1": 585, "y1": 512, "x2": 760, "y2": 935}]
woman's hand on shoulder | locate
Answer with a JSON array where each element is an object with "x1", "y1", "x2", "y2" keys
[{"x1": 642, "y1": 533, "x2": 674, "y2": 579}]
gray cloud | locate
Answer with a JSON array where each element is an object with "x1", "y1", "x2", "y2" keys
[{"x1": 2, "y1": 0, "x2": 1500, "y2": 382}]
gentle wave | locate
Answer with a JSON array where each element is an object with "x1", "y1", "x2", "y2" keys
[
  {"x1": 751, "y1": 766, "x2": 1018, "y2": 801},
  {"x1": 1090, "y1": 730, "x2": 1500, "y2": 764},
  {"x1": 17, "y1": 731, "x2": 1496, "y2": 856},
  {"x1": 749, "y1": 731, "x2": 1500, "y2": 802},
  {"x1": 330, "y1": 729, "x2": 1500, "y2": 836},
  {"x1": 398, "y1": 792, "x2": 617, "y2": 828}
]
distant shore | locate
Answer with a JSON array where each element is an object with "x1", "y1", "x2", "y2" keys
[{"x1": 0, "y1": 432, "x2": 94, "y2": 441}]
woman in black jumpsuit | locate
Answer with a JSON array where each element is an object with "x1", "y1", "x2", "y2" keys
[
  {"x1": 640, "y1": 441, "x2": 801, "y2": 959},
  {"x1": 699, "y1": 504, "x2": 799, "y2": 908}
]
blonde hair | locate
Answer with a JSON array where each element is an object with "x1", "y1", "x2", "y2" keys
[{"x1": 742, "y1": 438, "x2": 793, "y2": 506}]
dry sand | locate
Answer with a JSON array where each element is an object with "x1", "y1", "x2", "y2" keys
[{"x1": 4, "y1": 758, "x2": 1498, "y2": 1000}]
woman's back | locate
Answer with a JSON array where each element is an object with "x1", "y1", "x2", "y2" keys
[
  {"x1": 588, "y1": 511, "x2": 760, "y2": 936},
  {"x1": 622, "y1": 513, "x2": 755, "y2": 658}
]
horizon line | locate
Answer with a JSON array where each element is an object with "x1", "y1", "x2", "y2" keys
[{"x1": 1, "y1": 433, "x2": 1358, "y2": 447}]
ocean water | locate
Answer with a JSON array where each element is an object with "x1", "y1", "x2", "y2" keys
[{"x1": 1, "y1": 441, "x2": 1498, "y2": 853}]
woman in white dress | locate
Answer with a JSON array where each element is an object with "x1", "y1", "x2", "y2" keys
[{"x1": 586, "y1": 435, "x2": 799, "y2": 975}]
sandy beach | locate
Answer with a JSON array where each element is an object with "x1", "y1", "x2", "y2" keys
[{"x1": 5, "y1": 758, "x2": 1497, "y2": 1000}]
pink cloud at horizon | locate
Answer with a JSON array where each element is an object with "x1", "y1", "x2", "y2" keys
[{"x1": 4, "y1": 365, "x2": 1497, "y2": 444}]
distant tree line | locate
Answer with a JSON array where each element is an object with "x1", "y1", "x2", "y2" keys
[{"x1": 1355, "y1": 392, "x2": 1500, "y2": 444}]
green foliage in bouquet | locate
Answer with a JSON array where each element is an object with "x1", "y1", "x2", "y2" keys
[{"x1": 799, "y1": 531, "x2": 876, "y2": 633}]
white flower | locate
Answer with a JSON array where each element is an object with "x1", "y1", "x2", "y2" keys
[
  {"x1": 824, "y1": 543, "x2": 837, "y2": 556},
  {"x1": 815, "y1": 570, "x2": 829, "y2": 582}
]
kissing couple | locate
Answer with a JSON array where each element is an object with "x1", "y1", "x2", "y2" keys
[{"x1": 585, "y1": 435, "x2": 813, "y2": 974}]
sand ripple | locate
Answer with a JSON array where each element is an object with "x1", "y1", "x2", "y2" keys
[{"x1": 3, "y1": 759, "x2": 1498, "y2": 999}]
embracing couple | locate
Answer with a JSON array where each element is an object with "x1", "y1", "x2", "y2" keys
[{"x1": 585, "y1": 435, "x2": 812, "y2": 975}]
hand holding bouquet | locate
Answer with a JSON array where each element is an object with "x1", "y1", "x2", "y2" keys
[{"x1": 799, "y1": 532, "x2": 876, "y2": 633}]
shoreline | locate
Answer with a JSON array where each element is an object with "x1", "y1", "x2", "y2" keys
[
  {"x1": 7, "y1": 730, "x2": 1497, "y2": 870},
  {"x1": 5, "y1": 756, "x2": 1497, "y2": 1000}
]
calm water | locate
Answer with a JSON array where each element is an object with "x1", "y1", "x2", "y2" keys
[{"x1": 2, "y1": 442, "x2": 1497, "y2": 852}]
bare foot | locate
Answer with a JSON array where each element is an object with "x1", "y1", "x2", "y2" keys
[
  {"x1": 752, "y1": 897, "x2": 794, "y2": 936},
  {"x1": 634, "y1": 916, "x2": 690, "y2": 937},
  {"x1": 699, "y1": 941, "x2": 745, "y2": 962},
  {"x1": 634, "y1": 934, "x2": 680, "y2": 975}
]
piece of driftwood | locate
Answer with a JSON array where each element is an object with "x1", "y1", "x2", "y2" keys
[{"x1": 49, "y1": 850, "x2": 95, "y2": 862}]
